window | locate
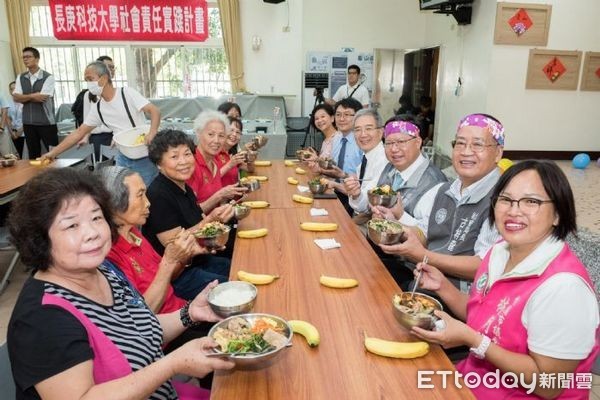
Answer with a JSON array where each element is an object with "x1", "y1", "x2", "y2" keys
[{"x1": 28, "y1": 2, "x2": 229, "y2": 105}]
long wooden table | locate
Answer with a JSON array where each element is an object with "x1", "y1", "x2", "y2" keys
[
  {"x1": 0, "y1": 159, "x2": 85, "y2": 204},
  {"x1": 211, "y1": 161, "x2": 473, "y2": 399}
]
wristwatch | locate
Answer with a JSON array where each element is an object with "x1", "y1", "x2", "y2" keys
[{"x1": 469, "y1": 334, "x2": 491, "y2": 359}]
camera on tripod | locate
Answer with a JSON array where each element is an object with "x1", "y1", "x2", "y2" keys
[{"x1": 304, "y1": 72, "x2": 329, "y2": 105}]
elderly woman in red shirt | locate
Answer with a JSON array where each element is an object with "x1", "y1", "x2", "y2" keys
[
  {"x1": 217, "y1": 116, "x2": 247, "y2": 186},
  {"x1": 187, "y1": 110, "x2": 247, "y2": 212}
]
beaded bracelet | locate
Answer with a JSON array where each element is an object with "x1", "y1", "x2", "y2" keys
[{"x1": 180, "y1": 301, "x2": 201, "y2": 328}]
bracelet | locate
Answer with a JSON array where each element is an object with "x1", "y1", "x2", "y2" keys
[
  {"x1": 469, "y1": 334, "x2": 491, "y2": 359},
  {"x1": 179, "y1": 301, "x2": 201, "y2": 328}
]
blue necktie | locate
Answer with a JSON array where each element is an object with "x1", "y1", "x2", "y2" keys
[
  {"x1": 337, "y1": 137, "x2": 348, "y2": 171},
  {"x1": 392, "y1": 172, "x2": 404, "y2": 191}
]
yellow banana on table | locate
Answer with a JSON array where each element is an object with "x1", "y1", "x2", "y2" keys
[
  {"x1": 254, "y1": 160, "x2": 272, "y2": 166},
  {"x1": 237, "y1": 228, "x2": 268, "y2": 238},
  {"x1": 319, "y1": 275, "x2": 358, "y2": 288},
  {"x1": 237, "y1": 270, "x2": 279, "y2": 285},
  {"x1": 284, "y1": 160, "x2": 298, "y2": 167},
  {"x1": 288, "y1": 320, "x2": 320, "y2": 347},
  {"x1": 241, "y1": 201, "x2": 270, "y2": 209},
  {"x1": 287, "y1": 177, "x2": 299, "y2": 185},
  {"x1": 295, "y1": 167, "x2": 306, "y2": 174},
  {"x1": 246, "y1": 175, "x2": 268, "y2": 181},
  {"x1": 364, "y1": 333, "x2": 429, "y2": 359},
  {"x1": 300, "y1": 222, "x2": 338, "y2": 232},
  {"x1": 292, "y1": 194, "x2": 313, "y2": 204}
]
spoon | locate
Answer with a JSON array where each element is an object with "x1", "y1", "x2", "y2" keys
[{"x1": 410, "y1": 255, "x2": 428, "y2": 299}]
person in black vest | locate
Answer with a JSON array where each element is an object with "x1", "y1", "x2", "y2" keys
[
  {"x1": 375, "y1": 113, "x2": 505, "y2": 292},
  {"x1": 12, "y1": 47, "x2": 58, "y2": 159}
]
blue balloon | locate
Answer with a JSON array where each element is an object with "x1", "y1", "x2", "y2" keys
[{"x1": 572, "y1": 153, "x2": 591, "y2": 169}]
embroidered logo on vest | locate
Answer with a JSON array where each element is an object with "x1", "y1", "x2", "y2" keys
[
  {"x1": 435, "y1": 208, "x2": 447, "y2": 224},
  {"x1": 476, "y1": 272, "x2": 488, "y2": 293}
]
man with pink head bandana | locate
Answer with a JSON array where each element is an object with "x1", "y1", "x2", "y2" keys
[{"x1": 374, "y1": 113, "x2": 504, "y2": 292}]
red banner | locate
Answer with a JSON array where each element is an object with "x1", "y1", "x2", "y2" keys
[{"x1": 48, "y1": 0, "x2": 208, "y2": 42}]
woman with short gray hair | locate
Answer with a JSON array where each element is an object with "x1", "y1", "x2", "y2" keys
[
  {"x1": 97, "y1": 165, "x2": 223, "y2": 311},
  {"x1": 187, "y1": 110, "x2": 247, "y2": 212}
]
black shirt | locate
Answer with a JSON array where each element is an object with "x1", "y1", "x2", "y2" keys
[{"x1": 143, "y1": 173, "x2": 203, "y2": 255}]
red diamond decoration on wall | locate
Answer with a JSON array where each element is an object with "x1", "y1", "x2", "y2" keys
[
  {"x1": 543, "y1": 57, "x2": 566, "y2": 83},
  {"x1": 596, "y1": 67, "x2": 600, "y2": 79},
  {"x1": 508, "y1": 8, "x2": 533, "y2": 36}
]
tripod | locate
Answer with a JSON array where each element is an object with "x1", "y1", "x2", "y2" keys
[{"x1": 302, "y1": 87, "x2": 325, "y2": 148}]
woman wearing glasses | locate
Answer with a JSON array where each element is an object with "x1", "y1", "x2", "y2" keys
[{"x1": 411, "y1": 160, "x2": 599, "y2": 399}]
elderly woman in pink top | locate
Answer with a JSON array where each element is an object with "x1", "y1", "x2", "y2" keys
[{"x1": 412, "y1": 160, "x2": 598, "y2": 399}]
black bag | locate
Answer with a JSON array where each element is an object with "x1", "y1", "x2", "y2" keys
[{"x1": 71, "y1": 89, "x2": 89, "y2": 127}]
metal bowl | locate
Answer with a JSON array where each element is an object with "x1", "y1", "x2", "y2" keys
[
  {"x1": 367, "y1": 219, "x2": 405, "y2": 245},
  {"x1": 308, "y1": 181, "x2": 327, "y2": 194},
  {"x1": 233, "y1": 204, "x2": 251, "y2": 220},
  {"x1": 318, "y1": 158, "x2": 335, "y2": 169},
  {"x1": 207, "y1": 313, "x2": 293, "y2": 369},
  {"x1": 253, "y1": 135, "x2": 268, "y2": 148},
  {"x1": 195, "y1": 225, "x2": 231, "y2": 251},
  {"x1": 0, "y1": 158, "x2": 16, "y2": 167},
  {"x1": 208, "y1": 281, "x2": 257, "y2": 318},
  {"x1": 392, "y1": 292, "x2": 443, "y2": 331},
  {"x1": 367, "y1": 190, "x2": 398, "y2": 208},
  {"x1": 240, "y1": 178, "x2": 260, "y2": 192},
  {"x1": 245, "y1": 151, "x2": 258, "y2": 162}
]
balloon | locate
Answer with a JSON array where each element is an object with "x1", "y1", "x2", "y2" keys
[
  {"x1": 497, "y1": 158, "x2": 513, "y2": 172},
  {"x1": 572, "y1": 153, "x2": 591, "y2": 169}
]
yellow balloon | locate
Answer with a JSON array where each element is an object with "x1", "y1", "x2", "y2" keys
[{"x1": 498, "y1": 158, "x2": 513, "y2": 172}]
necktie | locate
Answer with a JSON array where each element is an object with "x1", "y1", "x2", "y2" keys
[
  {"x1": 337, "y1": 137, "x2": 348, "y2": 171},
  {"x1": 392, "y1": 172, "x2": 404, "y2": 191},
  {"x1": 359, "y1": 155, "x2": 367, "y2": 180}
]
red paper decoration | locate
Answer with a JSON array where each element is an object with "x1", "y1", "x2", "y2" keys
[
  {"x1": 508, "y1": 8, "x2": 533, "y2": 36},
  {"x1": 543, "y1": 57, "x2": 567, "y2": 83}
]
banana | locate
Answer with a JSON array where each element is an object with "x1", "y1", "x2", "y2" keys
[
  {"x1": 254, "y1": 160, "x2": 272, "y2": 166},
  {"x1": 246, "y1": 175, "x2": 268, "y2": 181},
  {"x1": 364, "y1": 333, "x2": 429, "y2": 359},
  {"x1": 300, "y1": 222, "x2": 338, "y2": 232},
  {"x1": 295, "y1": 167, "x2": 306, "y2": 175},
  {"x1": 288, "y1": 320, "x2": 320, "y2": 347},
  {"x1": 293, "y1": 194, "x2": 313, "y2": 204},
  {"x1": 237, "y1": 270, "x2": 279, "y2": 285},
  {"x1": 242, "y1": 201, "x2": 270, "y2": 209},
  {"x1": 287, "y1": 177, "x2": 299, "y2": 185},
  {"x1": 29, "y1": 159, "x2": 50, "y2": 166},
  {"x1": 237, "y1": 228, "x2": 268, "y2": 238},
  {"x1": 319, "y1": 275, "x2": 358, "y2": 289},
  {"x1": 284, "y1": 160, "x2": 298, "y2": 166}
]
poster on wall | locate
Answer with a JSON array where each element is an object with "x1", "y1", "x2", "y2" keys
[{"x1": 48, "y1": 0, "x2": 208, "y2": 42}]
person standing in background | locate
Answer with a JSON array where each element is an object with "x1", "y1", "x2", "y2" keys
[
  {"x1": 12, "y1": 47, "x2": 58, "y2": 159},
  {"x1": 416, "y1": 95, "x2": 434, "y2": 145},
  {"x1": 329, "y1": 65, "x2": 370, "y2": 108},
  {"x1": 7, "y1": 82, "x2": 25, "y2": 158}
]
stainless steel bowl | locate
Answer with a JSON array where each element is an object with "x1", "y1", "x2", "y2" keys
[
  {"x1": 207, "y1": 313, "x2": 293, "y2": 369},
  {"x1": 392, "y1": 292, "x2": 443, "y2": 331},
  {"x1": 318, "y1": 158, "x2": 335, "y2": 169},
  {"x1": 195, "y1": 225, "x2": 231, "y2": 251},
  {"x1": 240, "y1": 178, "x2": 260, "y2": 192},
  {"x1": 308, "y1": 182, "x2": 327, "y2": 194},
  {"x1": 367, "y1": 219, "x2": 405, "y2": 245},
  {"x1": 367, "y1": 190, "x2": 398, "y2": 208},
  {"x1": 208, "y1": 281, "x2": 257, "y2": 318},
  {"x1": 0, "y1": 159, "x2": 16, "y2": 167},
  {"x1": 234, "y1": 204, "x2": 251, "y2": 220}
]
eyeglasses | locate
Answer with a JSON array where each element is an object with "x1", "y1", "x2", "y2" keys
[
  {"x1": 493, "y1": 195, "x2": 553, "y2": 215},
  {"x1": 354, "y1": 126, "x2": 381, "y2": 135},
  {"x1": 384, "y1": 136, "x2": 417, "y2": 149},
  {"x1": 451, "y1": 140, "x2": 497, "y2": 153},
  {"x1": 335, "y1": 112, "x2": 355, "y2": 119}
]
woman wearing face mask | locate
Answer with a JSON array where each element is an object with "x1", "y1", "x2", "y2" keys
[{"x1": 43, "y1": 61, "x2": 161, "y2": 186}]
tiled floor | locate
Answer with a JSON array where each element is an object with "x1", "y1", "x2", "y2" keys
[{"x1": 0, "y1": 160, "x2": 599, "y2": 395}]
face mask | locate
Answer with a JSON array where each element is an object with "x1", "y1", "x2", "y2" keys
[{"x1": 87, "y1": 80, "x2": 103, "y2": 96}]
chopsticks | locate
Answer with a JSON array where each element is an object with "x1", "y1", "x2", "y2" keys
[{"x1": 410, "y1": 255, "x2": 428, "y2": 299}]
